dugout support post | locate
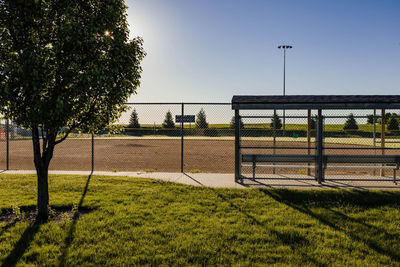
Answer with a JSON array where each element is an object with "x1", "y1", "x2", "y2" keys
[
  {"x1": 181, "y1": 103, "x2": 184, "y2": 173},
  {"x1": 235, "y1": 109, "x2": 241, "y2": 182},
  {"x1": 307, "y1": 109, "x2": 311, "y2": 176},
  {"x1": 315, "y1": 109, "x2": 324, "y2": 183},
  {"x1": 381, "y1": 109, "x2": 386, "y2": 176}
]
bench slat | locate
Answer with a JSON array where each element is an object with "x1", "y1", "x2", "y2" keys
[
  {"x1": 325, "y1": 155, "x2": 400, "y2": 164},
  {"x1": 242, "y1": 154, "x2": 315, "y2": 163},
  {"x1": 243, "y1": 154, "x2": 400, "y2": 165}
]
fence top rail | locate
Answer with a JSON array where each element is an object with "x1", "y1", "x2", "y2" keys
[
  {"x1": 125, "y1": 102, "x2": 231, "y2": 105},
  {"x1": 232, "y1": 95, "x2": 400, "y2": 110}
]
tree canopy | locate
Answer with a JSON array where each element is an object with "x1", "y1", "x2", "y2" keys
[
  {"x1": 367, "y1": 114, "x2": 376, "y2": 124},
  {"x1": 310, "y1": 117, "x2": 316, "y2": 130},
  {"x1": 270, "y1": 114, "x2": 282, "y2": 130},
  {"x1": 343, "y1": 113, "x2": 358, "y2": 130},
  {"x1": 162, "y1": 110, "x2": 175, "y2": 128},
  {"x1": 196, "y1": 108, "x2": 208, "y2": 129},
  {"x1": 129, "y1": 109, "x2": 140, "y2": 128},
  {"x1": 230, "y1": 116, "x2": 244, "y2": 129},
  {"x1": 387, "y1": 115, "x2": 399, "y2": 131},
  {"x1": 0, "y1": 0, "x2": 145, "y2": 220}
]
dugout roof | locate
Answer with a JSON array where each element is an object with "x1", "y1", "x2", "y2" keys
[{"x1": 232, "y1": 95, "x2": 400, "y2": 110}]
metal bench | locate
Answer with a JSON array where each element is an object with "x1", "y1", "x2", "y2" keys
[{"x1": 242, "y1": 154, "x2": 400, "y2": 183}]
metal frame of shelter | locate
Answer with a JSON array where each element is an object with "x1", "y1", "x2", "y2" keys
[{"x1": 232, "y1": 95, "x2": 400, "y2": 183}]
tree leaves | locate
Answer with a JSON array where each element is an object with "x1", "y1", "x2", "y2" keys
[{"x1": 0, "y1": 0, "x2": 145, "y2": 136}]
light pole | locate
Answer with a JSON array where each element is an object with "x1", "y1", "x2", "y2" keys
[{"x1": 278, "y1": 45, "x2": 292, "y2": 136}]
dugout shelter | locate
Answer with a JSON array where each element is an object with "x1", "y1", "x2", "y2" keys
[{"x1": 232, "y1": 95, "x2": 400, "y2": 184}]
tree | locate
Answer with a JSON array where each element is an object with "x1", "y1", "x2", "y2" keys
[
  {"x1": 385, "y1": 112, "x2": 392, "y2": 121},
  {"x1": 0, "y1": 0, "x2": 145, "y2": 221},
  {"x1": 162, "y1": 110, "x2": 175, "y2": 128},
  {"x1": 310, "y1": 118, "x2": 316, "y2": 130},
  {"x1": 129, "y1": 109, "x2": 140, "y2": 128},
  {"x1": 343, "y1": 113, "x2": 358, "y2": 130},
  {"x1": 230, "y1": 116, "x2": 244, "y2": 129},
  {"x1": 367, "y1": 114, "x2": 376, "y2": 124},
  {"x1": 270, "y1": 114, "x2": 282, "y2": 130},
  {"x1": 387, "y1": 115, "x2": 399, "y2": 131},
  {"x1": 196, "y1": 108, "x2": 208, "y2": 128},
  {"x1": 379, "y1": 112, "x2": 393, "y2": 124}
]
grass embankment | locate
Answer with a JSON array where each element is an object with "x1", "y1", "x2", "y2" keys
[{"x1": 1, "y1": 174, "x2": 400, "y2": 266}]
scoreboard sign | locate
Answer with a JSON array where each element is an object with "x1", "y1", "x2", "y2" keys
[{"x1": 175, "y1": 115, "x2": 195, "y2": 123}]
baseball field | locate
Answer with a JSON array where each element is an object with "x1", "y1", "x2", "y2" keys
[{"x1": 1, "y1": 136, "x2": 399, "y2": 177}]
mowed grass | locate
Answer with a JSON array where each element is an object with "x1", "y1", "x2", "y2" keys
[{"x1": 1, "y1": 175, "x2": 400, "y2": 266}]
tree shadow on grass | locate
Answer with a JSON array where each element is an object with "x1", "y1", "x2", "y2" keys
[
  {"x1": 0, "y1": 222, "x2": 16, "y2": 237},
  {"x1": 1, "y1": 221, "x2": 41, "y2": 267},
  {"x1": 260, "y1": 189, "x2": 400, "y2": 263},
  {"x1": 180, "y1": 174, "x2": 323, "y2": 264},
  {"x1": 206, "y1": 187, "x2": 325, "y2": 266},
  {"x1": 0, "y1": 204, "x2": 44, "y2": 267},
  {"x1": 1, "y1": 172, "x2": 95, "y2": 267},
  {"x1": 58, "y1": 173, "x2": 93, "y2": 267},
  {"x1": 0, "y1": 204, "x2": 94, "y2": 267}
]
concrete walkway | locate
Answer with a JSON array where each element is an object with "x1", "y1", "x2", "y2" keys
[{"x1": 1, "y1": 170, "x2": 400, "y2": 190}]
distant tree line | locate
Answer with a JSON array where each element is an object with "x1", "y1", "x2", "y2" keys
[
  {"x1": 128, "y1": 109, "x2": 400, "y2": 131},
  {"x1": 367, "y1": 112, "x2": 399, "y2": 131},
  {"x1": 128, "y1": 108, "x2": 210, "y2": 129}
]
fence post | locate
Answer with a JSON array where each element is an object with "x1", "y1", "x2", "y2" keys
[
  {"x1": 91, "y1": 133, "x2": 94, "y2": 173},
  {"x1": 234, "y1": 109, "x2": 241, "y2": 182},
  {"x1": 373, "y1": 109, "x2": 376, "y2": 176},
  {"x1": 180, "y1": 103, "x2": 184, "y2": 173},
  {"x1": 381, "y1": 109, "x2": 386, "y2": 176},
  {"x1": 6, "y1": 119, "x2": 9, "y2": 170},
  {"x1": 272, "y1": 109, "x2": 276, "y2": 174},
  {"x1": 307, "y1": 109, "x2": 311, "y2": 176},
  {"x1": 315, "y1": 109, "x2": 324, "y2": 183}
]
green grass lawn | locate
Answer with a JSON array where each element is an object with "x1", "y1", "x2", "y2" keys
[{"x1": 1, "y1": 174, "x2": 400, "y2": 266}]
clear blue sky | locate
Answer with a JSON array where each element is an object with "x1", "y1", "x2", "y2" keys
[{"x1": 125, "y1": 0, "x2": 399, "y2": 103}]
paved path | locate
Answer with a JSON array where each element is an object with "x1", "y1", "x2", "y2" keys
[{"x1": 2, "y1": 170, "x2": 400, "y2": 190}]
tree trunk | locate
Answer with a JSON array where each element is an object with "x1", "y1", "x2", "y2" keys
[
  {"x1": 32, "y1": 127, "x2": 55, "y2": 222},
  {"x1": 36, "y1": 160, "x2": 49, "y2": 221}
]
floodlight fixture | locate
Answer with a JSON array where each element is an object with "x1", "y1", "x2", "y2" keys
[{"x1": 277, "y1": 44, "x2": 293, "y2": 135}]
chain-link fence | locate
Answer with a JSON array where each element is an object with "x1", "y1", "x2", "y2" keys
[
  {"x1": 2, "y1": 105, "x2": 400, "y2": 179},
  {"x1": 239, "y1": 108, "x2": 400, "y2": 180},
  {"x1": 1, "y1": 103, "x2": 235, "y2": 173}
]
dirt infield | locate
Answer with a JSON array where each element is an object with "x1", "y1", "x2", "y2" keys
[
  {"x1": 1, "y1": 138, "x2": 399, "y2": 176},
  {"x1": 0, "y1": 139, "x2": 234, "y2": 172}
]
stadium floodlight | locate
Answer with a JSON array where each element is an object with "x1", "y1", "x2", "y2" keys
[{"x1": 278, "y1": 44, "x2": 293, "y2": 135}]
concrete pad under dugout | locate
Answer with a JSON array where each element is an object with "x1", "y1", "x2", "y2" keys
[{"x1": 1, "y1": 170, "x2": 400, "y2": 190}]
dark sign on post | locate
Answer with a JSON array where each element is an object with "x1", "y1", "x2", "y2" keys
[{"x1": 175, "y1": 115, "x2": 195, "y2": 123}]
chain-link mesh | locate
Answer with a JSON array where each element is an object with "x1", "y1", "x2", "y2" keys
[
  {"x1": 240, "y1": 109, "x2": 313, "y2": 177},
  {"x1": 3, "y1": 105, "x2": 400, "y2": 179},
  {"x1": 7, "y1": 122, "x2": 33, "y2": 170},
  {"x1": 94, "y1": 104, "x2": 182, "y2": 172},
  {"x1": 323, "y1": 109, "x2": 400, "y2": 178},
  {"x1": 182, "y1": 104, "x2": 234, "y2": 173},
  {"x1": 50, "y1": 135, "x2": 92, "y2": 171},
  {"x1": 93, "y1": 103, "x2": 233, "y2": 173},
  {"x1": 239, "y1": 108, "x2": 400, "y2": 180}
]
